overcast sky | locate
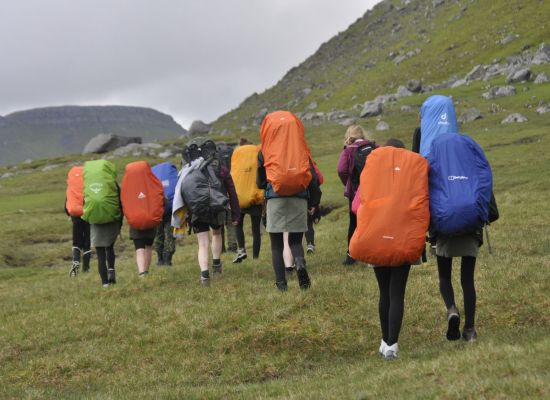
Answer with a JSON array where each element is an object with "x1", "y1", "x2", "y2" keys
[{"x1": 0, "y1": 0, "x2": 380, "y2": 129}]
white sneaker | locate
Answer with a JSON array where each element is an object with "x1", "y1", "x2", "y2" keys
[
  {"x1": 379, "y1": 340, "x2": 388, "y2": 356},
  {"x1": 307, "y1": 244, "x2": 315, "y2": 253},
  {"x1": 383, "y1": 343, "x2": 399, "y2": 360}
]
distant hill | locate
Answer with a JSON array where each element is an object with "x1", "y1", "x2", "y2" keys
[
  {"x1": 212, "y1": 0, "x2": 550, "y2": 132},
  {"x1": 0, "y1": 105, "x2": 187, "y2": 165}
]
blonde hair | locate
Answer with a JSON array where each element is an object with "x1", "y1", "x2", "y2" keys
[{"x1": 344, "y1": 125, "x2": 369, "y2": 146}]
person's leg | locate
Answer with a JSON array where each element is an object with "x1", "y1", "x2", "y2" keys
[
  {"x1": 373, "y1": 267, "x2": 391, "y2": 345},
  {"x1": 343, "y1": 199, "x2": 356, "y2": 265},
  {"x1": 163, "y1": 221, "x2": 176, "y2": 266},
  {"x1": 305, "y1": 214, "x2": 315, "y2": 250},
  {"x1": 144, "y1": 246, "x2": 153, "y2": 272},
  {"x1": 251, "y1": 214, "x2": 262, "y2": 259},
  {"x1": 197, "y1": 231, "x2": 210, "y2": 272},
  {"x1": 96, "y1": 246, "x2": 108, "y2": 285},
  {"x1": 153, "y1": 221, "x2": 165, "y2": 265},
  {"x1": 283, "y1": 232, "x2": 294, "y2": 269},
  {"x1": 387, "y1": 265, "x2": 411, "y2": 346},
  {"x1": 106, "y1": 245, "x2": 116, "y2": 284},
  {"x1": 269, "y1": 232, "x2": 287, "y2": 290},
  {"x1": 70, "y1": 218, "x2": 83, "y2": 276},
  {"x1": 82, "y1": 221, "x2": 91, "y2": 272},
  {"x1": 289, "y1": 232, "x2": 310, "y2": 289},
  {"x1": 233, "y1": 214, "x2": 247, "y2": 263},
  {"x1": 437, "y1": 256, "x2": 460, "y2": 340},
  {"x1": 461, "y1": 256, "x2": 477, "y2": 330},
  {"x1": 211, "y1": 228, "x2": 223, "y2": 273},
  {"x1": 136, "y1": 248, "x2": 147, "y2": 274}
]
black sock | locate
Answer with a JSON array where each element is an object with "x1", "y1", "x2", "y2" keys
[
  {"x1": 201, "y1": 270, "x2": 210, "y2": 279},
  {"x1": 213, "y1": 258, "x2": 221, "y2": 266}
]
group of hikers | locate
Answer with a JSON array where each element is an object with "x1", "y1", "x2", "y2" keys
[{"x1": 64, "y1": 95, "x2": 499, "y2": 360}]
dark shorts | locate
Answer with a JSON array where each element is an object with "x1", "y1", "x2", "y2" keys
[
  {"x1": 133, "y1": 238, "x2": 154, "y2": 249},
  {"x1": 192, "y1": 221, "x2": 222, "y2": 234}
]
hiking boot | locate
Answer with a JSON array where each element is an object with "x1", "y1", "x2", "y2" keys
[
  {"x1": 200, "y1": 270, "x2": 210, "y2": 286},
  {"x1": 275, "y1": 280, "x2": 288, "y2": 292},
  {"x1": 232, "y1": 249, "x2": 247, "y2": 263},
  {"x1": 446, "y1": 307, "x2": 461, "y2": 341},
  {"x1": 212, "y1": 261, "x2": 222, "y2": 274},
  {"x1": 156, "y1": 252, "x2": 164, "y2": 266},
  {"x1": 82, "y1": 250, "x2": 91, "y2": 272},
  {"x1": 379, "y1": 340, "x2": 388, "y2": 357},
  {"x1": 307, "y1": 243, "x2": 315, "y2": 254},
  {"x1": 285, "y1": 265, "x2": 295, "y2": 274},
  {"x1": 69, "y1": 260, "x2": 79, "y2": 277},
  {"x1": 342, "y1": 252, "x2": 356, "y2": 266},
  {"x1": 107, "y1": 268, "x2": 116, "y2": 285},
  {"x1": 383, "y1": 343, "x2": 399, "y2": 360},
  {"x1": 163, "y1": 252, "x2": 173, "y2": 266},
  {"x1": 138, "y1": 271, "x2": 149, "y2": 278},
  {"x1": 295, "y1": 257, "x2": 311, "y2": 289},
  {"x1": 462, "y1": 327, "x2": 477, "y2": 343}
]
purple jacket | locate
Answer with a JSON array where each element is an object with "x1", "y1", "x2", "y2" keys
[
  {"x1": 337, "y1": 139, "x2": 377, "y2": 199},
  {"x1": 220, "y1": 166, "x2": 241, "y2": 222}
]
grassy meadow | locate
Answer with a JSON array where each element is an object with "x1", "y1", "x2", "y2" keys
[{"x1": 1, "y1": 73, "x2": 550, "y2": 399}]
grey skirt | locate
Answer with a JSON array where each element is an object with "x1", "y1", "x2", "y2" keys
[
  {"x1": 436, "y1": 234, "x2": 479, "y2": 258},
  {"x1": 266, "y1": 197, "x2": 307, "y2": 233},
  {"x1": 91, "y1": 221, "x2": 121, "y2": 247}
]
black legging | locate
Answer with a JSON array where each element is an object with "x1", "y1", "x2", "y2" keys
[
  {"x1": 269, "y1": 232, "x2": 304, "y2": 282},
  {"x1": 437, "y1": 256, "x2": 477, "y2": 329},
  {"x1": 96, "y1": 245, "x2": 115, "y2": 284},
  {"x1": 374, "y1": 265, "x2": 411, "y2": 346},
  {"x1": 235, "y1": 213, "x2": 262, "y2": 258},
  {"x1": 305, "y1": 214, "x2": 315, "y2": 246},
  {"x1": 347, "y1": 198, "x2": 356, "y2": 247},
  {"x1": 72, "y1": 217, "x2": 90, "y2": 250}
]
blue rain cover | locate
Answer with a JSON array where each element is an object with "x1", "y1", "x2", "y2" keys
[
  {"x1": 152, "y1": 162, "x2": 178, "y2": 208},
  {"x1": 427, "y1": 133, "x2": 492, "y2": 235},
  {"x1": 420, "y1": 95, "x2": 458, "y2": 157}
]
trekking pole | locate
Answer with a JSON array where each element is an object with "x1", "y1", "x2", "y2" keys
[{"x1": 485, "y1": 225, "x2": 493, "y2": 255}]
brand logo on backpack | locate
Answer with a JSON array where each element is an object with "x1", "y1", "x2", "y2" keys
[
  {"x1": 90, "y1": 183, "x2": 103, "y2": 194},
  {"x1": 138, "y1": 192, "x2": 146, "y2": 199},
  {"x1": 394, "y1": 167, "x2": 401, "y2": 171},
  {"x1": 448, "y1": 175, "x2": 469, "y2": 181},
  {"x1": 438, "y1": 113, "x2": 449, "y2": 125}
]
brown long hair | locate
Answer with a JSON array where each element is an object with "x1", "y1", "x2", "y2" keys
[{"x1": 344, "y1": 125, "x2": 370, "y2": 146}]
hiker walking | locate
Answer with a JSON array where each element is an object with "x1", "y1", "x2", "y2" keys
[
  {"x1": 217, "y1": 142, "x2": 238, "y2": 253},
  {"x1": 230, "y1": 138, "x2": 265, "y2": 263},
  {"x1": 82, "y1": 160, "x2": 122, "y2": 287},
  {"x1": 179, "y1": 138, "x2": 240, "y2": 285},
  {"x1": 121, "y1": 161, "x2": 165, "y2": 278},
  {"x1": 152, "y1": 162, "x2": 179, "y2": 266},
  {"x1": 257, "y1": 111, "x2": 321, "y2": 291},
  {"x1": 65, "y1": 165, "x2": 92, "y2": 277},
  {"x1": 337, "y1": 125, "x2": 377, "y2": 265},
  {"x1": 350, "y1": 139, "x2": 430, "y2": 359}
]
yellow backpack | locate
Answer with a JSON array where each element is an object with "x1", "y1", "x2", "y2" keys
[{"x1": 230, "y1": 144, "x2": 265, "y2": 208}]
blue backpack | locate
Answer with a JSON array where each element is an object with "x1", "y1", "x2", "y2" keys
[
  {"x1": 428, "y1": 133, "x2": 493, "y2": 235},
  {"x1": 152, "y1": 162, "x2": 178, "y2": 213},
  {"x1": 420, "y1": 95, "x2": 458, "y2": 157}
]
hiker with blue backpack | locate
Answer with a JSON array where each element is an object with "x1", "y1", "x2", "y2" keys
[
  {"x1": 337, "y1": 125, "x2": 378, "y2": 265},
  {"x1": 152, "y1": 162, "x2": 179, "y2": 266},
  {"x1": 179, "y1": 137, "x2": 240, "y2": 285},
  {"x1": 418, "y1": 95, "x2": 499, "y2": 342}
]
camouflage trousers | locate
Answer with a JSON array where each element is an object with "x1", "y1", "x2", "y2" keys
[
  {"x1": 224, "y1": 210, "x2": 238, "y2": 252},
  {"x1": 154, "y1": 219, "x2": 176, "y2": 255}
]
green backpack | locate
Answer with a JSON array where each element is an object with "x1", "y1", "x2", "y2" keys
[{"x1": 82, "y1": 160, "x2": 121, "y2": 224}]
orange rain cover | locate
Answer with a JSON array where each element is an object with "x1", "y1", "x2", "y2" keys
[
  {"x1": 349, "y1": 147, "x2": 430, "y2": 266},
  {"x1": 259, "y1": 111, "x2": 312, "y2": 196},
  {"x1": 66, "y1": 166, "x2": 84, "y2": 217},
  {"x1": 121, "y1": 161, "x2": 164, "y2": 230},
  {"x1": 231, "y1": 144, "x2": 265, "y2": 208}
]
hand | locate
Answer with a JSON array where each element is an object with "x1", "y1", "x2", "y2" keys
[
  {"x1": 308, "y1": 207, "x2": 316, "y2": 216},
  {"x1": 232, "y1": 220, "x2": 239, "y2": 226}
]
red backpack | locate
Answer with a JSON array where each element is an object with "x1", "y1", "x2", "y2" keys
[
  {"x1": 121, "y1": 161, "x2": 164, "y2": 230},
  {"x1": 349, "y1": 147, "x2": 429, "y2": 266},
  {"x1": 260, "y1": 111, "x2": 312, "y2": 196},
  {"x1": 66, "y1": 166, "x2": 84, "y2": 217}
]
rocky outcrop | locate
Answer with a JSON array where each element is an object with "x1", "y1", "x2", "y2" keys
[
  {"x1": 188, "y1": 120, "x2": 212, "y2": 136},
  {"x1": 458, "y1": 108, "x2": 482, "y2": 124},
  {"x1": 506, "y1": 68, "x2": 531, "y2": 83},
  {"x1": 534, "y1": 72, "x2": 549, "y2": 84},
  {"x1": 376, "y1": 121, "x2": 390, "y2": 131},
  {"x1": 360, "y1": 101, "x2": 383, "y2": 118},
  {"x1": 82, "y1": 134, "x2": 142, "y2": 154},
  {"x1": 482, "y1": 86, "x2": 516, "y2": 100},
  {"x1": 501, "y1": 113, "x2": 527, "y2": 124}
]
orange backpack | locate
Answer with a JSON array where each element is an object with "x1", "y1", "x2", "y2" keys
[
  {"x1": 349, "y1": 147, "x2": 430, "y2": 266},
  {"x1": 121, "y1": 161, "x2": 164, "y2": 230},
  {"x1": 260, "y1": 111, "x2": 312, "y2": 196},
  {"x1": 66, "y1": 166, "x2": 84, "y2": 217},
  {"x1": 231, "y1": 144, "x2": 265, "y2": 208}
]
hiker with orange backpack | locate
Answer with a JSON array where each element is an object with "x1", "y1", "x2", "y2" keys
[
  {"x1": 121, "y1": 161, "x2": 165, "y2": 277},
  {"x1": 231, "y1": 138, "x2": 265, "y2": 263},
  {"x1": 180, "y1": 137, "x2": 240, "y2": 285},
  {"x1": 337, "y1": 125, "x2": 378, "y2": 265},
  {"x1": 257, "y1": 111, "x2": 321, "y2": 291},
  {"x1": 65, "y1": 165, "x2": 92, "y2": 277},
  {"x1": 82, "y1": 160, "x2": 123, "y2": 287},
  {"x1": 350, "y1": 138, "x2": 430, "y2": 359}
]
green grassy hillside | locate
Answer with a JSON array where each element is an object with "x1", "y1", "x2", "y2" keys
[{"x1": 1, "y1": 0, "x2": 550, "y2": 398}]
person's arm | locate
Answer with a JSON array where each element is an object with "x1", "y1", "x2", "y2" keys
[
  {"x1": 307, "y1": 162, "x2": 322, "y2": 210},
  {"x1": 337, "y1": 148, "x2": 351, "y2": 186},
  {"x1": 256, "y1": 151, "x2": 267, "y2": 189},
  {"x1": 221, "y1": 166, "x2": 241, "y2": 223}
]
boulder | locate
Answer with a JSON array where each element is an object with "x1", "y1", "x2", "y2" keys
[
  {"x1": 400, "y1": 105, "x2": 412, "y2": 112},
  {"x1": 339, "y1": 118, "x2": 357, "y2": 126},
  {"x1": 481, "y1": 86, "x2": 516, "y2": 100},
  {"x1": 302, "y1": 112, "x2": 325, "y2": 123},
  {"x1": 458, "y1": 108, "x2": 483, "y2": 124},
  {"x1": 158, "y1": 150, "x2": 174, "y2": 159},
  {"x1": 188, "y1": 120, "x2": 212, "y2": 136},
  {"x1": 376, "y1": 121, "x2": 390, "y2": 131},
  {"x1": 536, "y1": 104, "x2": 550, "y2": 115},
  {"x1": 433, "y1": 0, "x2": 444, "y2": 7},
  {"x1": 534, "y1": 72, "x2": 549, "y2": 84},
  {"x1": 451, "y1": 79, "x2": 467, "y2": 88},
  {"x1": 506, "y1": 68, "x2": 532, "y2": 83},
  {"x1": 499, "y1": 33, "x2": 516, "y2": 46},
  {"x1": 1, "y1": 172, "x2": 15, "y2": 179},
  {"x1": 395, "y1": 86, "x2": 413, "y2": 98},
  {"x1": 359, "y1": 101, "x2": 383, "y2": 118},
  {"x1": 306, "y1": 101, "x2": 318, "y2": 111},
  {"x1": 82, "y1": 133, "x2": 142, "y2": 154},
  {"x1": 532, "y1": 43, "x2": 550, "y2": 65},
  {"x1": 465, "y1": 64, "x2": 486, "y2": 81},
  {"x1": 327, "y1": 111, "x2": 349, "y2": 121},
  {"x1": 501, "y1": 113, "x2": 528, "y2": 124},
  {"x1": 41, "y1": 164, "x2": 61, "y2": 172},
  {"x1": 406, "y1": 79, "x2": 422, "y2": 93},
  {"x1": 375, "y1": 94, "x2": 397, "y2": 104}
]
